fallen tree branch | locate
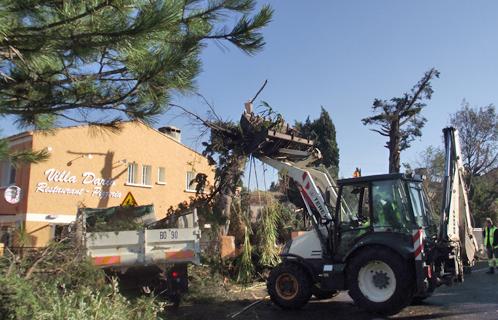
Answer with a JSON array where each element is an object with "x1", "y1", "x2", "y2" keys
[
  {"x1": 24, "y1": 245, "x2": 53, "y2": 279},
  {"x1": 228, "y1": 296, "x2": 269, "y2": 318},
  {"x1": 250, "y1": 79, "x2": 268, "y2": 104}
]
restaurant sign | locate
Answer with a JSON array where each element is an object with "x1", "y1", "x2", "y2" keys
[{"x1": 35, "y1": 168, "x2": 122, "y2": 199}]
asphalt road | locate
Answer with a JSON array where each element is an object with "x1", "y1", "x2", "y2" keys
[{"x1": 169, "y1": 263, "x2": 498, "y2": 320}]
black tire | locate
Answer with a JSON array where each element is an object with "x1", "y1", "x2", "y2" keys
[
  {"x1": 267, "y1": 262, "x2": 312, "y2": 309},
  {"x1": 411, "y1": 287, "x2": 434, "y2": 305},
  {"x1": 347, "y1": 247, "x2": 414, "y2": 316},
  {"x1": 311, "y1": 286, "x2": 339, "y2": 300},
  {"x1": 411, "y1": 295, "x2": 430, "y2": 305},
  {"x1": 411, "y1": 278, "x2": 436, "y2": 305}
]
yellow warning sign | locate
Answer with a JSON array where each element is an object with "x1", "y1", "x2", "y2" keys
[{"x1": 121, "y1": 192, "x2": 138, "y2": 207}]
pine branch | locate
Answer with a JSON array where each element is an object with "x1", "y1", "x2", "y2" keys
[
  {"x1": 0, "y1": 0, "x2": 273, "y2": 130},
  {"x1": 23, "y1": 1, "x2": 113, "y2": 32}
]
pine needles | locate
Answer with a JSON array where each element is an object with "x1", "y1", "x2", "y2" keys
[{"x1": 0, "y1": 1, "x2": 273, "y2": 129}]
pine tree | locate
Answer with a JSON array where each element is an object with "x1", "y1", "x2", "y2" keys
[
  {"x1": 0, "y1": 0, "x2": 273, "y2": 162},
  {"x1": 362, "y1": 68, "x2": 439, "y2": 173}
]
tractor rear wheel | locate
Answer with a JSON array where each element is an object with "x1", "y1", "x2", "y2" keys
[
  {"x1": 347, "y1": 247, "x2": 414, "y2": 316},
  {"x1": 267, "y1": 262, "x2": 312, "y2": 309}
]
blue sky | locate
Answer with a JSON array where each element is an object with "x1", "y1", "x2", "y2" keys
[
  {"x1": 170, "y1": 1, "x2": 498, "y2": 179},
  {"x1": 2, "y1": 1, "x2": 498, "y2": 183}
]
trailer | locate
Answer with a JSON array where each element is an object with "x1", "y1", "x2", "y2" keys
[{"x1": 76, "y1": 205, "x2": 200, "y2": 304}]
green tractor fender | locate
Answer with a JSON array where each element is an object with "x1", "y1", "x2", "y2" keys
[{"x1": 343, "y1": 232, "x2": 414, "y2": 263}]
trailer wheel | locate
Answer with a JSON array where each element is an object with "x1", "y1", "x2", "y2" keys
[
  {"x1": 267, "y1": 263, "x2": 312, "y2": 309},
  {"x1": 347, "y1": 247, "x2": 414, "y2": 316},
  {"x1": 168, "y1": 294, "x2": 181, "y2": 307}
]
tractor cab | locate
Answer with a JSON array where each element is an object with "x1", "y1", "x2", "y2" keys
[{"x1": 333, "y1": 173, "x2": 436, "y2": 259}]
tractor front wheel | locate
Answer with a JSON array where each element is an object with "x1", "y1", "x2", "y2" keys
[{"x1": 267, "y1": 263, "x2": 312, "y2": 309}]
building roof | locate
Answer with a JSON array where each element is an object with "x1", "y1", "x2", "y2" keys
[{"x1": 2, "y1": 120, "x2": 207, "y2": 158}]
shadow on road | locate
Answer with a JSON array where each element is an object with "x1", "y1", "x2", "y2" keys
[
  {"x1": 165, "y1": 264, "x2": 498, "y2": 320},
  {"x1": 164, "y1": 298, "x2": 479, "y2": 320}
]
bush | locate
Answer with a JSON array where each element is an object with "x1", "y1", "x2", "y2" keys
[{"x1": 0, "y1": 242, "x2": 165, "y2": 320}]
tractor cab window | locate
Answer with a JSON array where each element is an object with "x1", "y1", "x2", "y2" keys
[
  {"x1": 408, "y1": 182, "x2": 426, "y2": 227},
  {"x1": 339, "y1": 184, "x2": 370, "y2": 228},
  {"x1": 408, "y1": 182, "x2": 434, "y2": 229},
  {"x1": 372, "y1": 179, "x2": 415, "y2": 231}
]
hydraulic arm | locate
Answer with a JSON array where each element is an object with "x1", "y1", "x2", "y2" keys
[{"x1": 437, "y1": 127, "x2": 478, "y2": 278}]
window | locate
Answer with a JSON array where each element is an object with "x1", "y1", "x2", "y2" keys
[
  {"x1": 53, "y1": 225, "x2": 65, "y2": 242},
  {"x1": 0, "y1": 227, "x2": 12, "y2": 246},
  {"x1": 372, "y1": 180, "x2": 414, "y2": 231},
  {"x1": 0, "y1": 161, "x2": 15, "y2": 187},
  {"x1": 127, "y1": 162, "x2": 138, "y2": 184},
  {"x1": 142, "y1": 165, "x2": 152, "y2": 186},
  {"x1": 408, "y1": 182, "x2": 431, "y2": 227},
  {"x1": 157, "y1": 167, "x2": 166, "y2": 184},
  {"x1": 339, "y1": 184, "x2": 370, "y2": 226},
  {"x1": 186, "y1": 171, "x2": 197, "y2": 192}
]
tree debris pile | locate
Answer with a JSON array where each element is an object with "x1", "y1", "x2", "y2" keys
[
  {"x1": 0, "y1": 242, "x2": 164, "y2": 320},
  {"x1": 161, "y1": 102, "x2": 321, "y2": 285},
  {"x1": 240, "y1": 102, "x2": 314, "y2": 159},
  {"x1": 80, "y1": 205, "x2": 155, "y2": 232},
  {"x1": 200, "y1": 103, "x2": 317, "y2": 203}
]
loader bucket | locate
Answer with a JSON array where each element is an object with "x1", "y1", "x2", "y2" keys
[{"x1": 240, "y1": 110, "x2": 314, "y2": 159}]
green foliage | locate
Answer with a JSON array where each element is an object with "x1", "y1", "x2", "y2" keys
[
  {"x1": 89, "y1": 219, "x2": 145, "y2": 233},
  {"x1": 185, "y1": 264, "x2": 232, "y2": 304},
  {"x1": 409, "y1": 145, "x2": 445, "y2": 216},
  {"x1": 1, "y1": 1, "x2": 273, "y2": 165},
  {"x1": 449, "y1": 101, "x2": 498, "y2": 176},
  {"x1": 274, "y1": 202, "x2": 303, "y2": 243},
  {"x1": 83, "y1": 205, "x2": 154, "y2": 232},
  {"x1": 0, "y1": 0, "x2": 273, "y2": 129},
  {"x1": 0, "y1": 242, "x2": 164, "y2": 320},
  {"x1": 0, "y1": 136, "x2": 49, "y2": 166},
  {"x1": 12, "y1": 223, "x2": 30, "y2": 249},
  {"x1": 469, "y1": 169, "x2": 498, "y2": 226},
  {"x1": 295, "y1": 107, "x2": 340, "y2": 176},
  {"x1": 236, "y1": 227, "x2": 254, "y2": 284},
  {"x1": 7, "y1": 148, "x2": 50, "y2": 166},
  {"x1": 410, "y1": 128, "x2": 497, "y2": 228},
  {"x1": 202, "y1": 121, "x2": 247, "y2": 199},
  {"x1": 257, "y1": 203, "x2": 281, "y2": 268},
  {"x1": 0, "y1": 273, "x2": 41, "y2": 320},
  {"x1": 280, "y1": 107, "x2": 340, "y2": 208},
  {"x1": 0, "y1": 275, "x2": 164, "y2": 320},
  {"x1": 362, "y1": 68, "x2": 439, "y2": 173}
]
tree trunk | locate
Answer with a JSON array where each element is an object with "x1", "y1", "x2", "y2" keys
[
  {"x1": 389, "y1": 119, "x2": 401, "y2": 173},
  {"x1": 218, "y1": 156, "x2": 247, "y2": 235}
]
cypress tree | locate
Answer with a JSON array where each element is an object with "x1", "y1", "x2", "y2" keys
[{"x1": 295, "y1": 107, "x2": 340, "y2": 177}]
